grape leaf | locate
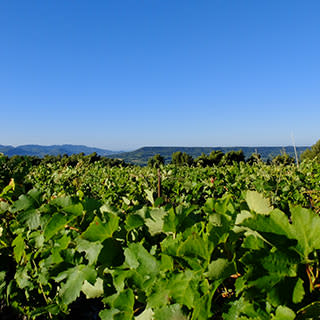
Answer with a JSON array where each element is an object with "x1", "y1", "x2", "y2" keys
[
  {"x1": 76, "y1": 238, "x2": 103, "y2": 265},
  {"x1": 56, "y1": 265, "x2": 96, "y2": 305},
  {"x1": 81, "y1": 215, "x2": 118, "y2": 242},
  {"x1": 44, "y1": 213, "x2": 68, "y2": 241},
  {"x1": 274, "y1": 306, "x2": 296, "y2": 320},
  {"x1": 12, "y1": 234, "x2": 25, "y2": 263},
  {"x1": 290, "y1": 206, "x2": 320, "y2": 260},
  {"x1": 154, "y1": 304, "x2": 187, "y2": 320},
  {"x1": 292, "y1": 278, "x2": 305, "y2": 304},
  {"x1": 124, "y1": 243, "x2": 159, "y2": 276},
  {"x1": 145, "y1": 208, "x2": 167, "y2": 236},
  {"x1": 245, "y1": 191, "x2": 273, "y2": 215},
  {"x1": 82, "y1": 277, "x2": 104, "y2": 299}
]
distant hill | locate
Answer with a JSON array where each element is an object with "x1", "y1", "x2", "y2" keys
[
  {"x1": 0, "y1": 144, "x2": 118, "y2": 157},
  {"x1": 0, "y1": 144, "x2": 309, "y2": 165},
  {"x1": 110, "y1": 146, "x2": 309, "y2": 166}
]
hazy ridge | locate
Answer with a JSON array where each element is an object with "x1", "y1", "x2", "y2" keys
[{"x1": 0, "y1": 144, "x2": 117, "y2": 157}]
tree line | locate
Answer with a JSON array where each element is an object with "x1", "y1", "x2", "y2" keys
[
  {"x1": 148, "y1": 149, "x2": 295, "y2": 168},
  {"x1": 148, "y1": 139, "x2": 320, "y2": 168}
]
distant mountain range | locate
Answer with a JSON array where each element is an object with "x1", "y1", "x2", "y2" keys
[
  {"x1": 0, "y1": 144, "x2": 118, "y2": 157},
  {"x1": 0, "y1": 144, "x2": 309, "y2": 165}
]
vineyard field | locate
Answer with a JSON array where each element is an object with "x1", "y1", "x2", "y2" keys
[{"x1": 1, "y1": 156, "x2": 320, "y2": 319}]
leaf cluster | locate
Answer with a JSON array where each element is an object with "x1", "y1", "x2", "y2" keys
[{"x1": 1, "y1": 187, "x2": 320, "y2": 319}]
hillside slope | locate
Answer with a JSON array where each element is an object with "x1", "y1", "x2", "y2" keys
[{"x1": 0, "y1": 144, "x2": 117, "y2": 157}]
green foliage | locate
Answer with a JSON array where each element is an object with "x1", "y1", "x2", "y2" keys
[
  {"x1": 301, "y1": 139, "x2": 320, "y2": 162},
  {"x1": 148, "y1": 154, "x2": 165, "y2": 168},
  {"x1": 1, "y1": 158, "x2": 320, "y2": 318},
  {"x1": 246, "y1": 152, "x2": 261, "y2": 165},
  {"x1": 171, "y1": 151, "x2": 193, "y2": 166},
  {"x1": 208, "y1": 150, "x2": 224, "y2": 165},
  {"x1": 195, "y1": 150, "x2": 224, "y2": 167},
  {"x1": 109, "y1": 146, "x2": 308, "y2": 166},
  {"x1": 272, "y1": 153, "x2": 295, "y2": 166},
  {"x1": 222, "y1": 150, "x2": 245, "y2": 165}
]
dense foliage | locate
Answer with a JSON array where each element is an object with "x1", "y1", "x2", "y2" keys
[
  {"x1": 109, "y1": 146, "x2": 306, "y2": 166},
  {"x1": 301, "y1": 139, "x2": 320, "y2": 162},
  {"x1": 147, "y1": 155, "x2": 165, "y2": 169},
  {"x1": 1, "y1": 154, "x2": 320, "y2": 319}
]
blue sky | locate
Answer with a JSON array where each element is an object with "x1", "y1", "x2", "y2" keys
[{"x1": 1, "y1": 1, "x2": 319, "y2": 150}]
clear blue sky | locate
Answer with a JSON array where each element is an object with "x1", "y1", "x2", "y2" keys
[{"x1": 1, "y1": 1, "x2": 319, "y2": 150}]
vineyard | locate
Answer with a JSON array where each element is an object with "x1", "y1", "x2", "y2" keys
[{"x1": 1, "y1": 155, "x2": 320, "y2": 319}]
